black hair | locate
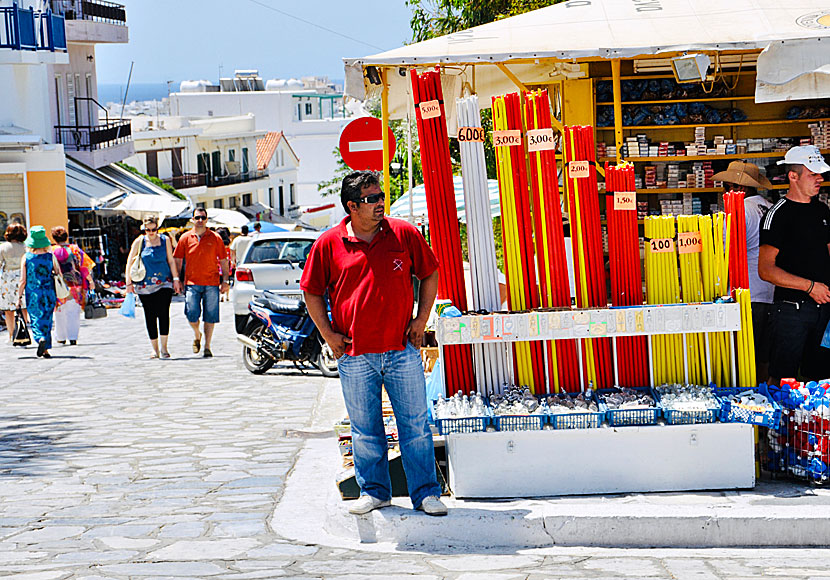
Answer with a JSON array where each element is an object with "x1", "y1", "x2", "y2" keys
[
  {"x1": 193, "y1": 206, "x2": 208, "y2": 218},
  {"x1": 241, "y1": 225, "x2": 249, "y2": 235},
  {"x1": 340, "y1": 170, "x2": 381, "y2": 213}
]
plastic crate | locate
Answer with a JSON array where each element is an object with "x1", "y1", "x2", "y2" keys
[
  {"x1": 491, "y1": 414, "x2": 548, "y2": 432},
  {"x1": 548, "y1": 391, "x2": 607, "y2": 430},
  {"x1": 654, "y1": 387, "x2": 720, "y2": 425},
  {"x1": 715, "y1": 385, "x2": 781, "y2": 429},
  {"x1": 596, "y1": 387, "x2": 661, "y2": 427},
  {"x1": 435, "y1": 416, "x2": 491, "y2": 435}
]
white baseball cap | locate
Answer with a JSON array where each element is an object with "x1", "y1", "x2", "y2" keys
[{"x1": 777, "y1": 145, "x2": 830, "y2": 173}]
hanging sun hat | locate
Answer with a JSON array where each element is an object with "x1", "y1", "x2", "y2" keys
[
  {"x1": 24, "y1": 226, "x2": 51, "y2": 249},
  {"x1": 711, "y1": 161, "x2": 773, "y2": 190}
]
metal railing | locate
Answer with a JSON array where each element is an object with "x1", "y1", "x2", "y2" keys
[
  {"x1": 162, "y1": 173, "x2": 206, "y2": 189},
  {"x1": 51, "y1": 0, "x2": 126, "y2": 25},
  {"x1": 56, "y1": 120, "x2": 131, "y2": 151},
  {"x1": 0, "y1": 4, "x2": 66, "y2": 51},
  {"x1": 206, "y1": 169, "x2": 269, "y2": 188}
]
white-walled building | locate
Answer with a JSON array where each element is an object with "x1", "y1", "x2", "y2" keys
[
  {"x1": 255, "y1": 131, "x2": 300, "y2": 219},
  {"x1": 169, "y1": 71, "x2": 356, "y2": 209}
]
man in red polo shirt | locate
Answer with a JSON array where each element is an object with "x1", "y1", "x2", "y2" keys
[{"x1": 301, "y1": 170, "x2": 447, "y2": 517}]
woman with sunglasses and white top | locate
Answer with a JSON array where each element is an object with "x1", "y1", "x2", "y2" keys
[{"x1": 125, "y1": 216, "x2": 182, "y2": 358}]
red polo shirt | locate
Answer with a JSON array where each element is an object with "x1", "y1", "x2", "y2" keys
[
  {"x1": 173, "y1": 228, "x2": 226, "y2": 286},
  {"x1": 300, "y1": 217, "x2": 438, "y2": 356}
]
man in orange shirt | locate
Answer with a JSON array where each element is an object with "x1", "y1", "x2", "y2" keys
[{"x1": 173, "y1": 207, "x2": 230, "y2": 357}]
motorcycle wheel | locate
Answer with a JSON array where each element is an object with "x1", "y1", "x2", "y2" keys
[
  {"x1": 242, "y1": 325, "x2": 275, "y2": 374},
  {"x1": 316, "y1": 337, "x2": 340, "y2": 378}
]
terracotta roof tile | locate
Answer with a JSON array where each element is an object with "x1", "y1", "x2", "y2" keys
[{"x1": 256, "y1": 131, "x2": 283, "y2": 170}]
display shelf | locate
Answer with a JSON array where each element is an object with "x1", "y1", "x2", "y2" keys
[
  {"x1": 596, "y1": 96, "x2": 756, "y2": 106},
  {"x1": 596, "y1": 118, "x2": 830, "y2": 131},
  {"x1": 599, "y1": 150, "x2": 830, "y2": 163},
  {"x1": 770, "y1": 181, "x2": 830, "y2": 190}
]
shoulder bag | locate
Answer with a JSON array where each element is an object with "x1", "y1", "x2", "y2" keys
[
  {"x1": 129, "y1": 236, "x2": 146, "y2": 282},
  {"x1": 54, "y1": 271, "x2": 71, "y2": 300},
  {"x1": 12, "y1": 308, "x2": 31, "y2": 346}
]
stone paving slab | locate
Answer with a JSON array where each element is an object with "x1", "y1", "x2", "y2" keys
[{"x1": 2, "y1": 302, "x2": 830, "y2": 578}]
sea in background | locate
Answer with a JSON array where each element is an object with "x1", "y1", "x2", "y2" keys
[{"x1": 98, "y1": 82, "x2": 171, "y2": 105}]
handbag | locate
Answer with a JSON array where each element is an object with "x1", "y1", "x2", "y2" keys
[
  {"x1": 54, "y1": 272, "x2": 71, "y2": 301},
  {"x1": 12, "y1": 308, "x2": 31, "y2": 346},
  {"x1": 129, "y1": 237, "x2": 146, "y2": 282},
  {"x1": 84, "y1": 291, "x2": 107, "y2": 319}
]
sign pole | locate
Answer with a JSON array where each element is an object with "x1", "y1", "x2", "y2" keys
[
  {"x1": 612, "y1": 59, "x2": 624, "y2": 162},
  {"x1": 381, "y1": 67, "x2": 391, "y2": 215}
]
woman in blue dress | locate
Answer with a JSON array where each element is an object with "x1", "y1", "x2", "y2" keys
[{"x1": 16, "y1": 226, "x2": 60, "y2": 358}]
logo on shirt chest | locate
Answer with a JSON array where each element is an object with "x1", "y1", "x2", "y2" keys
[{"x1": 392, "y1": 258, "x2": 404, "y2": 272}]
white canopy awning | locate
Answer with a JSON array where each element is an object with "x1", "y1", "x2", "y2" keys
[
  {"x1": 345, "y1": 0, "x2": 830, "y2": 116},
  {"x1": 113, "y1": 194, "x2": 190, "y2": 223}
]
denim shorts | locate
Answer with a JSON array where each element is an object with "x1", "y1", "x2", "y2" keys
[{"x1": 184, "y1": 284, "x2": 220, "y2": 324}]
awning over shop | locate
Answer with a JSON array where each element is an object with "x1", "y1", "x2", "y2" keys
[
  {"x1": 755, "y1": 37, "x2": 830, "y2": 102},
  {"x1": 113, "y1": 194, "x2": 190, "y2": 223},
  {"x1": 65, "y1": 157, "x2": 127, "y2": 211},
  {"x1": 344, "y1": 0, "x2": 830, "y2": 116}
]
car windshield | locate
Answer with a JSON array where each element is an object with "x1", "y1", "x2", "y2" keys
[{"x1": 245, "y1": 239, "x2": 314, "y2": 265}]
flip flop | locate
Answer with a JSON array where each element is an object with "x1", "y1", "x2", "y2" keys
[
  {"x1": 150, "y1": 352, "x2": 160, "y2": 359},
  {"x1": 192, "y1": 338, "x2": 201, "y2": 353},
  {"x1": 161, "y1": 351, "x2": 171, "y2": 359}
]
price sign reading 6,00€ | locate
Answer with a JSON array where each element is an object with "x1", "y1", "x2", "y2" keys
[
  {"x1": 419, "y1": 100, "x2": 441, "y2": 119},
  {"x1": 457, "y1": 126, "x2": 486, "y2": 142},
  {"x1": 568, "y1": 160, "x2": 590, "y2": 179},
  {"x1": 649, "y1": 237, "x2": 676, "y2": 253},
  {"x1": 527, "y1": 128, "x2": 555, "y2": 152},
  {"x1": 492, "y1": 130, "x2": 522, "y2": 147},
  {"x1": 677, "y1": 231, "x2": 703, "y2": 254},
  {"x1": 614, "y1": 191, "x2": 636, "y2": 210}
]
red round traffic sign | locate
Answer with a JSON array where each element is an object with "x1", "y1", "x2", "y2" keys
[{"x1": 339, "y1": 117, "x2": 396, "y2": 171}]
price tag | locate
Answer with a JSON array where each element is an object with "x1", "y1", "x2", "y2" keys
[
  {"x1": 456, "y1": 126, "x2": 485, "y2": 142},
  {"x1": 613, "y1": 191, "x2": 636, "y2": 210},
  {"x1": 492, "y1": 130, "x2": 522, "y2": 147},
  {"x1": 527, "y1": 128, "x2": 555, "y2": 152},
  {"x1": 677, "y1": 231, "x2": 703, "y2": 254},
  {"x1": 649, "y1": 237, "x2": 676, "y2": 253},
  {"x1": 419, "y1": 100, "x2": 441, "y2": 119},
  {"x1": 568, "y1": 160, "x2": 590, "y2": 179}
]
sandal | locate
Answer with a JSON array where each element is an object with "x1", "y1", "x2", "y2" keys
[
  {"x1": 160, "y1": 351, "x2": 171, "y2": 359},
  {"x1": 203, "y1": 348, "x2": 213, "y2": 358},
  {"x1": 150, "y1": 352, "x2": 160, "y2": 359},
  {"x1": 192, "y1": 338, "x2": 201, "y2": 353}
]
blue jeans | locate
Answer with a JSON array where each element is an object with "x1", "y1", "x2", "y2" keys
[
  {"x1": 184, "y1": 285, "x2": 220, "y2": 324},
  {"x1": 337, "y1": 343, "x2": 440, "y2": 508}
]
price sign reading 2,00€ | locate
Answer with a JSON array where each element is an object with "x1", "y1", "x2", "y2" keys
[
  {"x1": 568, "y1": 160, "x2": 590, "y2": 179},
  {"x1": 493, "y1": 130, "x2": 522, "y2": 147},
  {"x1": 649, "y1": 237, "x2": 675, "y2": 253},
  {"x1": 457, "y1": 126, "x2": 486, "y2": 142},
  {"x1": 677, "y1": 231, "x2": 703, "y2": 254}
]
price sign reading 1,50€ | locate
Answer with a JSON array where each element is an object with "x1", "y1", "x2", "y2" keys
[
  {"x1": 419, "y1": 100, "x2": 441, "y2": 119},
  {"x1": 649, "y1": 237, "x2": 675, "y2": 253},
  {"x1": 457, "y1": 126, "x2": 486, "y2": 142},
  {"x1": 493, "y1": 130, "x2": 522, "y2": 147},
  {"x1": 614, "y1": 191, "x2": 636, "y2": 210},
  {"x1": 677, "y1": 231, "x2": 703, "y2": 254},
  {"x1": 568, "y1": 160, "x2": 590, "y2": 179},
  {"x1": 527, "y1": 128, "x2": 555, "y2": 152}
]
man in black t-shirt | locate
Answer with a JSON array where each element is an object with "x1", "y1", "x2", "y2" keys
[{"x1": 759, "y1": 145, "x2": 830, "y2": 384}]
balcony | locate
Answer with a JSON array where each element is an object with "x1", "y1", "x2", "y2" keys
[
  {"x1": 162, "y1": 173, "x2": 206, "y2": 190},
  {"x1": 0, "y1": 3, "x2": 67, "y2": 62},
  {"x1": 56, "y1": 118, "x2": 134, "y2": 169},
  {"x1": 207, "y1": 169, "x2": 269, "y2": 188},
  {"x1": 51, "y1": 0, "x2": 127, "y2": 43}
]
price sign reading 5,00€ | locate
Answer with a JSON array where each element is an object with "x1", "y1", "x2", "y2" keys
[
  {"x1": 493, "y1": 130, "x2": 522, "y2": 147},
  {"x1": 419, "y1": 100, "x2": 441, "y2": 119},
  {"x1": 649, "y1": 237, "x2": 675, "y2": 253},
  {"x1": 527, "y1": 128, "x2": 555, "y2": 152},
  {"x1": 677, "y1": 231, "x2": 703, "y2": 254},
  {"x1": 457, "y1": 126, "x2": 486, "y2": 142},
  {"x1": 568, "y1": 160, "x2": 590, "y2": 179},
  {"x1": 614, "y1": 191, "x2": 636, "y2": 210}
]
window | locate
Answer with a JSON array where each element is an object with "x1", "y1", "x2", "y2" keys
[
  {"x1": 279, "y1": 150, "x2": 284, "y2": 166},
  {"x1": 212, "y1": 151, "x2": 222, "y2": 178},
  {"x1": 245, "y1": 239, "x2": 314, "y2": 265},
  {"x1": 305, "y1": 102, "x2": 312, "y2": 116},
  {"x1": 229, "y1": 196, "x2": 238, "y2": 209},
  {"x1": 289, "y1": 183, "x2": 296, "y2": 205},
  {"x1": 54, "y1": 75, "x2": 63, "y2": 126},
  {"x1": 228, "y1": 149, "x2": 236, "y2": 162},
  {"x1": 242, "y1": 147, "x2": 249, "y2": 174},
  {"x1": 296, "y1": 103, "x2": 302, "y2": 120},
  {"x1": 214, "y1": 199, "x2": 223, "y2": 209},
  {"x1": 242, "y1": 193, "x2": 252, "y2": 207},
  {"x1": 197, "y1": 202, "x2": 206, "y2": 210},
  {"x1": 268, "y1": 187, "x2": 274, "y2": 208}
]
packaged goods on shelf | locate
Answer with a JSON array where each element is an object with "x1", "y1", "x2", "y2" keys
[{"x1": 810, "y1": 121, "x2": 830, "y2": 149}]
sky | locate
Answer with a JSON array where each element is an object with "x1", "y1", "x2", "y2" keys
[{"x1": 95, "y1": 0, "x2": 415, "y2": 85}]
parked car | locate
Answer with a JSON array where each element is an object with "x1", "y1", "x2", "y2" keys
[{"x1": 231, "y1": 231, "x2": 320, "y2": 333}]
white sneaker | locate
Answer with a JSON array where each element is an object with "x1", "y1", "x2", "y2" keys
[
  {"x1": 348, "y1": 495, "x2": 391, "y2": 515},
  {"x1": 416, "y1": 495, "x2": 448, "y2": 516}
]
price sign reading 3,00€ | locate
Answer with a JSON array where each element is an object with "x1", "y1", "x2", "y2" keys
[
  {"x1": 614, "y1": 191, "x2": 636, "y2": 210},
  {"x1": 527, "y1": 128, "x2": 555, "y2": 152},
  {"x1": 649, "y1": 237, "x2": 676, "y2": 253},
  {"x1": 493, "y1": 130, "x2": 522, "y2": 147},
  {"x1": 419, "y1": 100, "x2": 441, "y2": 119},
  {"x1": 677, "y1": 231, "x2": 703, "y2": 254},
  {"x1": 457, "y1": 126, "x2": 486, "y2": 142},
  {"x1": 568, "y1": 160, "x2": 590, "y2": 179}
]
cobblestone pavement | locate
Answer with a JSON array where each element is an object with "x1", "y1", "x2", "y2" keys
[{"x1": 2, "y1": 300, "x2": 830, "y2": 579}]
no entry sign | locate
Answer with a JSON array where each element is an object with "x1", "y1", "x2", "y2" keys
[{"x1": 339, "y1": 117, "x2": 396, "y2": 171}]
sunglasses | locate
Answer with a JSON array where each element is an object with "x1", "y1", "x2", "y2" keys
[
  {"x1": 355, "y1": 193, "x2": 384, "y2": 205},
  {"x1": 193, "y1": 215, "x2": 207, "y2": 221},
  {"x1": 144, "y1": 227, "x2": 158, "y2": 233}
]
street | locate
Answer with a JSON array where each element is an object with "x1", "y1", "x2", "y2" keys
[{"x1": 2, "y1": 300, "x2": 830, "y2": 579}]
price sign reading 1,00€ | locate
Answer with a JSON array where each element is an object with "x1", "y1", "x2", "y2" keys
[
  {"x1": 457, "y1": 126, "x2": 486, "y2": 142},
  {"x1": 614, "y1": 191, "x2": 636, "y2": 210},
  {"x1": 568, "y1": 160, "x2": 590, "y2": 179},
  {"x1": 649, "y1": 237, "x2": 675, "y2": 253},
  {"x1": 493, "y1": 130, "x2": 522, "y2": 147},
  {"x1": 677, "y1": 231, "x2": 703, "y2": 254},
  {"x1": 419, "y1": 100, "x2": 441, "y2": 119},
  {"x1": 527, "y1": 128, "x2": 555, "y2": 152}
]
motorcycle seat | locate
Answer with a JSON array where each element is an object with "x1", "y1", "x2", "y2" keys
[{"x1": 254, "y1": 291, "x2": 306, "y2": 316}]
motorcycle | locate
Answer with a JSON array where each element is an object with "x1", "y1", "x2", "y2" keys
[{"x1": 237, "y1": 290, "x2": 339, "y2": 377}]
